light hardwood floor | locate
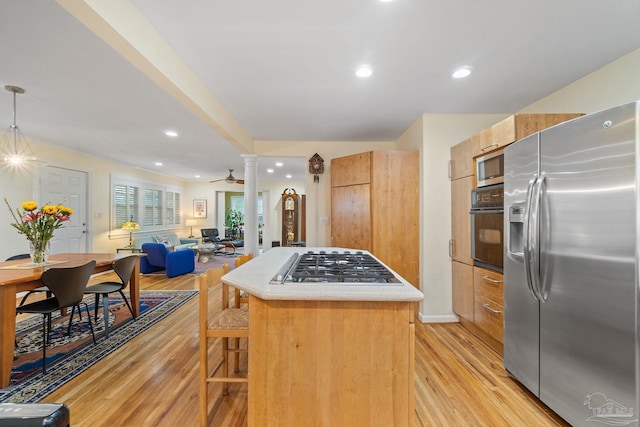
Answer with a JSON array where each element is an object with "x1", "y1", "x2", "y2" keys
[{"x1": 27, "y1": 271, "x2": 569, "y2": 426}]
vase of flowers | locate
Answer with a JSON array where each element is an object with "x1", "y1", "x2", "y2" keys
[{"x1": 4, "y1": 198, "x2": 73, "y2": 264}]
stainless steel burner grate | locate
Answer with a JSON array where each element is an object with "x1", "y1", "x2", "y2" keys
[{"x1": 271, "y1": 251, "x2": 400, "y2": 284}]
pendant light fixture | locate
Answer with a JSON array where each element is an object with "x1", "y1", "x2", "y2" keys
[{"x1": 1, "y1": 85, "x2": 45, "y2": 167}]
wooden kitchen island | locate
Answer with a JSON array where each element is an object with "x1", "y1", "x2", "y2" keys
[{"x1": 222, "y1": 247, "x2": 424, "y2": 427}]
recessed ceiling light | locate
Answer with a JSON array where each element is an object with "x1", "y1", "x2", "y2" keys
[
  {"x1": 164, "y1": 130, "x2": 178, "y2": 137},
  {"x1": 355, "y1": 65, "x2": 373, "y2": 78},
  {"x1": 286, "y1": 174, "x2": 292, "y2": 179},
  {"x1": 380, "y1": 0, "x2": 394, "y2": 2},
  {"x1": 155, "y1": 162, "x2": 163, "y2": 166},
  {"x1": 275, "y1": 162, "x2": 283, "y2": 167},
  {"x1": 194, "y1": 175, "x2": 200, "y2": 178},
  {"x1": 452, "y1": 67, "x2": 472, "y2": 79},
  {"x1": 267, "y1": 169, "x2": 274, "y2": 173}
]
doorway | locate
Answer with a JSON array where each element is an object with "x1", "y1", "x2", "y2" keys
[{"x1": 38, "y1": 165, "x2": 88, "y2": 253}]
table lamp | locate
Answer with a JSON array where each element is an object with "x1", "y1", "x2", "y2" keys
[
  {"x1": 121, "y1": 216, "x2": 140, "y2": 248},
  {"x1": 186, "y1": 218, "x2": 197, "y2": 238}
]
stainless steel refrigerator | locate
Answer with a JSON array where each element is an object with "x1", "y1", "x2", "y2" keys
[{"x1": 504, "y1": 101, "x2": 639, "y2": 426}]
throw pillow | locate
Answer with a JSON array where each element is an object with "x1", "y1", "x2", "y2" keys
[{"x1": 155, "y1": 235, "x2": 172, "y2": 247}]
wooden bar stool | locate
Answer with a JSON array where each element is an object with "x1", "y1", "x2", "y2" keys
[{"x1": 199, "y1": 264, "x2": 248, "y2": 427}]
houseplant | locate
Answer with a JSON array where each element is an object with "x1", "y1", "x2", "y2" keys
[
  {"x1": 4, "y1": 197, "x2": 73, "y2": 264},
  {"x1": 225, "y1": 208, "x2": 244, "y2": 239}
]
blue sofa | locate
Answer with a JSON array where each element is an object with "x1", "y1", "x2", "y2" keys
[{"x1": 140, "y1": 243, "x2": 195, "y2": 277}]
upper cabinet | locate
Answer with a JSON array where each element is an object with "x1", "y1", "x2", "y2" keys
[
  {"x1": 449, "y1": 135, "x2": 478, "y2": 181},
  {"x1": 474, "y1": 113, "x2": 583, "y2": 157}
]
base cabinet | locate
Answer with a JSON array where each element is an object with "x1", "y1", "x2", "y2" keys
[
  {"x1": 472, "y1": 266, "x2": 504, "y2": 352},
  {"x1": 248, "y1": 296, "x2": 415, "y2": 427}
]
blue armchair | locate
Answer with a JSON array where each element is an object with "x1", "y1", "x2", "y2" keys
[{"x1": 140, "y1": 243, "x2": 195, "y2": 278}]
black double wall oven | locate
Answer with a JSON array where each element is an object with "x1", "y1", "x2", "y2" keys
[{"x1": 470, "y1": 183, "x2": 504, "y2": 272}]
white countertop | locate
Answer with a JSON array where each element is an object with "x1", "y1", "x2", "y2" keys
[{"x1": 221, "y1": 247, "x2": 424, "y2": 302}]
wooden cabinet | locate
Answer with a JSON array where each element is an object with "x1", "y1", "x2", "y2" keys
[
  {"x1": 450, "y1": 176, "x2": 473, "y2": 264},
  {"x1": 475, "y1": 113, "x2": 583, "y2": 156},
  {"x1": 249, "y1": 297, "x2": 415, "y2": 427},
  {"x1": 452, "y1": 260, "x2": 473, "y2": 321},
  {"x1": 450, "y1": 137, "x2": 475, "y2": 325},
  {"x1": 449, "y1": 135, "x2": 478, "y2": 180},
  {"x1": 473, "y1": 266, "x2": 504, "y2": 345},
  {"x1": 331, "y1": 151, "x2": 419, "y2": 287}
]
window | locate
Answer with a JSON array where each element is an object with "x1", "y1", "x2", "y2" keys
[
  {"x1": 144, "y1": 188, "x2": 163, "y2": 227},
  {"x1": 166, "y1": 190, "x2": 181, "y2": 226},
  {"x1": 111, "y1": 176, "x2": 183, "y2": 234},
  {"x1": 114, "y1": 183, "x2": 139, "y2": 228}
]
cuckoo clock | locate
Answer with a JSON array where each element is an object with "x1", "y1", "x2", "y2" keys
[{"x1": 309, "y1": 153, "x2": 324, "y2": 183}]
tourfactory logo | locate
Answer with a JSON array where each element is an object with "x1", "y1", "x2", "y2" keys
[{"x1": 584, "y1": 392, "x2": 637, "y2": 426}]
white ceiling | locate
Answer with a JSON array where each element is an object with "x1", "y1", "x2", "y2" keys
[{"x1": 1, "y1": 0, "x2": 639, "y2": 182}]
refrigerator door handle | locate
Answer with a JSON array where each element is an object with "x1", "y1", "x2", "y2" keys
[
  {"x1": 529, "y1": 174, "x2": 546, "y2": 302},
  {"x1": 523, "y1": 175, "x2": 540, "y2": 301}
]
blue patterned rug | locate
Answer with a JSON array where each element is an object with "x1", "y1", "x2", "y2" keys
[{"x1": 0, "y1": 289, "x2": 198, "y2": 403}]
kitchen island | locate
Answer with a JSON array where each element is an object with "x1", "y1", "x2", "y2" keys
[{"x1": 223, "y1": 247, "x2": 423, "y2": 427}]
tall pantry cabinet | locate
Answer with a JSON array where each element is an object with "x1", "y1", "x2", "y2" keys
[
  {"x1": 449, "y1": 136, "x2": 476, "y2": 322},
  {"x1": 331, "y1": 150, "x2": 419, "y2": 287}
]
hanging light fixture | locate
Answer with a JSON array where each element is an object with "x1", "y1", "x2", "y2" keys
[{"x1": 1, "y1": 85, "x2": 45, "y2": 167}]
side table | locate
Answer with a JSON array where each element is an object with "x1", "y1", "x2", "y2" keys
[{"x1": 117, "y1": 247, "x2": 142, "y2": 253}]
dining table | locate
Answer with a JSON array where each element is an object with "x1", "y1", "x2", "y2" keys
[{"x1": 0, "y1": 253, "x2": 142, "y2": 389}]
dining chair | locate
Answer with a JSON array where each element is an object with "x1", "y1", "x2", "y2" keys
[
  {"x1": 15, "y1": 260, "x2": 97, "y2": 374},
  {"x1": 83, "y1": 255, "x2": 138, "y2": 338},
  {"x1": 199, "y1": 264, "x2": 248, "y2": 427},
  {"x1": 6, "y1": 254, "x2": 52, "y2": 306}
]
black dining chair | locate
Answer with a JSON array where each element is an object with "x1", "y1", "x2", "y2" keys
[
  {"x1": 6, "y1": 254, "x2": 52, "y2": 306},
  {"x1": 83, "y1": 256, "x2": 138, "y2": 338},
  {"x1": 15, "y1": 260, "x2": 97, "y2": 374}
]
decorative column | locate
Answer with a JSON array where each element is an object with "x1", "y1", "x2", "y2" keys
[{"x1": 242, "y1": 154, "x2": 259, "y2": 258}]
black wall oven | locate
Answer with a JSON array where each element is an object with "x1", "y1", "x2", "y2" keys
[{"x1": 470, "y1": 184, "x2": 504, "y2": 272}]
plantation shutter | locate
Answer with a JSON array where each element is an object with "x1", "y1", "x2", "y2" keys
[
  {"x1": 114, "y1": 184, "x2": 139, "y2": 228},
  {"x1": 144, "y1": 188, "x2": 163, "y2": 226}
]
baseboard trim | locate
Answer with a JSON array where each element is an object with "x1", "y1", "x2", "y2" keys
[{"x1": 417, "y1": 312, "x2": 459, "y2": 324}]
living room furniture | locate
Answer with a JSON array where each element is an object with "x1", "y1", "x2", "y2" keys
[
  {"x1": 199, "y1": 264, "x2": 248, "y2": 427},
  {"x1": 0, "y1": 252, "x2": 143, "y2": 387},
  {"x1": 84, "y1": 256, "x2": 138, "y2": 338},
  {"x1": 16, "y1": 261, "x2": 97, "y2": 374},
  {"x1": 140, "y1": 243, "x2": 195, "y2": 277},
  {"x1": 116, "y1": 247, "x2": 142, "y2": 254},
  {"x1": 200, "y1": 228, "x2": 218, "y2": 243},
  {"x1": 133, "y1": 233, "x2": 198, "y2": 252},
  {"x1": 191, "y1": 243, "x2": 223, "y2": 263}
]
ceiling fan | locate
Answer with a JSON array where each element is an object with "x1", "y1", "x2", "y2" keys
[{"x1": 210, "y1": 169, "x2": 244, "y2": 184}]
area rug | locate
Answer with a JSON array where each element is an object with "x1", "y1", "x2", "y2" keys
[{"x1": 0, "y1": 289, "x2": 198, "y2": 403}]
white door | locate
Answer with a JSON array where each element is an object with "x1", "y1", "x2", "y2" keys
[{"x1": 39, "y1": 166, "x2": 88, "y2": 254}]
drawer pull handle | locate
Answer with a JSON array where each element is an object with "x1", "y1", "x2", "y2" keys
[
  {"x1": 482, "y1": 303, "x2": 502, "y2": 314},
  {"x1": 481, "y1": 275, "x2": 503, "y2": 284},
  {"x1": 481, "y1": 143, "x2": 499, "y2": 152}
]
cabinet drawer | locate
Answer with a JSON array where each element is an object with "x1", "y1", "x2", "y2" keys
[
  {"x1": 474, "y1": 267, "x2": 503, "y2": 304},
  {"x1": 474, "y1": 294, "x2": 503, "y2": 342}
]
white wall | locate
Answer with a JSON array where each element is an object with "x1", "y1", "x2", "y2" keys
[{"x1": 397, "y1": 114, "x2": 507, "y2": 322}]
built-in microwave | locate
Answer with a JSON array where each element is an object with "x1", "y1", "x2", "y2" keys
[{"x1": 475, "y1": 149, "x2": 504, "y2": 187}]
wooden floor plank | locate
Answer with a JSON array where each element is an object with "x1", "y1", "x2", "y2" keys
[{"x1": 25, "y1": 272, "x2": 570, "y2": 426}]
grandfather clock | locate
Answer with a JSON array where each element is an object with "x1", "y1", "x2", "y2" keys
[{"x1": 281, "y1": 188, "x2": 298, "y2": 246}]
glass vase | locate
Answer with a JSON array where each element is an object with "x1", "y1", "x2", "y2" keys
[{"x1": 29, "y1": 240, "x2": 50, "y2": 264}]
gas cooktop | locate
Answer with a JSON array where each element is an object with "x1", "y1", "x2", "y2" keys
[{"x1": 270, "y1": 251, "x2": 401, "y2": 284}]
